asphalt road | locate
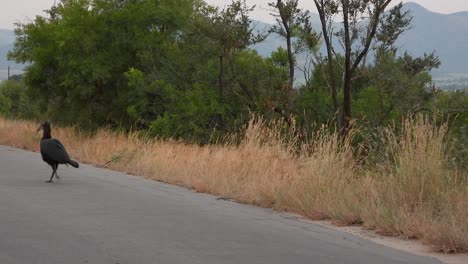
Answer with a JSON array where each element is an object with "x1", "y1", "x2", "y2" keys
[{"x1": 0, "y1": 145, "x2": 442, "y2": 264}]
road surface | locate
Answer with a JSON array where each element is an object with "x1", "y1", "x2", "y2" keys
[{"x1": 0, "y1": 145, "x2": 441, "y2": 264}]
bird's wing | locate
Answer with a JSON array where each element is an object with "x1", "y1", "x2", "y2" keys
[
  {"x1": 41, "y1": 139, "x2": 71, "y2": 163},
  {"x1": 52, "y1": 139, "x2": 65, "y2": 149}
]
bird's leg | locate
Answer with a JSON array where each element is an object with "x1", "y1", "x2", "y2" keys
[
  {"x1": 46, "y1": 169, "x2": 55, "y2": 183},
  {"x1": 55, "y1": 165, "x2": 61, "y2": 180},
  {"x1": 46, "y1": 165, "x2": 57, "y2": 183}
]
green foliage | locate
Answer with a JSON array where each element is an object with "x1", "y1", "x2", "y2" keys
[
  {"x1": 231, "y1": 49, "x2": 288, "y2": 112},
  {"x1": 350, "y1": 49, "x2": 439, "y2": 127},
  {"x1": 294, "y1": 86, "x2": 335, "y2": 126},
  {"x1": 377, "y1": 3, "x2": 412, "y2": 49},
  {"x1": 353, "y1": 86, "x2": 398, "y2": 126},
  {"x1": 430, "y1": 90, "x2": 468, "y2": 168},
  {"x1": 309, "y1": 55, "x2": 344, "y2": 92},
  {"x1": 124, "y1": 70, "x2": 167, "y2": 128},
  {"x1": 269, "y1": 47, "x2": 289, "y2": 69},
  {"x1": 294, "y1": 55, "x2": 344, "y2": 126},
  {"x1": 314, "y1": 0, "x2": 414, "y2": 129},
  {"x1": 0, "y1": 87, "x2": 11, "y2": 115},
  {"x1": 9, "y1": 0, "x2": 199, "y2": 128},
  {"x1": 268, "y1": 0, "x2": 320, "y2": 91},
  {"x1": 0, "y1": 80, "x2": 40, "y2": 119},
  {"x1": 268, "y1": 0, "x2": 318, "y2": 54},
  {"x1": 6, "y1": 0, "x2": 462, "y2": 151},
  {"x1": 149, "y1": 83, "x2": 222, "y2": 142}
]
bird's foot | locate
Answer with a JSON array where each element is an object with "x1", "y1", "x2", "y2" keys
[{"x1": 45, "y1": 180, "x2": 53, "y2": 183}]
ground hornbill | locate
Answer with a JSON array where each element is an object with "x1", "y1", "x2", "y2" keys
[{"x1": 37, "y1": 122, "x2": 79, "y2": 183}]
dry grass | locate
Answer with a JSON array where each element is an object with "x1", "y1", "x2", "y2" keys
[
  {"x1": 0, "y1": 116, "x2": 466, "y2": 253},
  {"x1": 360, "y1": 116, "x2": 468, "y2": 253}
]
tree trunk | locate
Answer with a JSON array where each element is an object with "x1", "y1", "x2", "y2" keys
[
  {"x1": 276, "y1": 0, "x2": 295, "y2": 91},
  {"x1": 218, "y1": 55, "x2": 223, "y2": 104},
  {"x1": 342, "y1": 0, "x2": 352, "y2": 133},
  {"x1": 314, "y1": 0, "x2": 338, "y2": 112},
  {"x1": 285, "y1": 30, "x2": 294, "y2": 90},
  {"x1": 342, "y1": 71, "x2": 352, "y2": 134},
  {"x1": 275, "y1": 0, "x2": 295, "y2": 113}
]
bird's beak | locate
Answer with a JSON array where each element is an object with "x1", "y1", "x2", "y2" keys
[{"x1": 36, "y1": 125, "x2": 43, "y2": 133}]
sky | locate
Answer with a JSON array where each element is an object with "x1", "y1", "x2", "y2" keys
[{"x1": 1, "y1": 0, "x2": 468, "y2": 29}]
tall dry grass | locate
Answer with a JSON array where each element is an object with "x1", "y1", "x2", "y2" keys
[
  {"x1": 361, "y1": 116, "x2": 468, "y2": 253},
  {"x1": 0, "y1": 116, "x2": 466, "y2": 253}
]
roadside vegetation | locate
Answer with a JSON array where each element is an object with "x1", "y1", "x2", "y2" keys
[
  {"x1": 0, "y1": 115, "x2": 466, "y2": 253},
  {"x1": 0, "y1": 0, "x2": 467, "y2": 253}
]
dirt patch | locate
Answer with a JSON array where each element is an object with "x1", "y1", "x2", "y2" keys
[{"x1": 314, "y1": 220, "x2": 468, "y2": 264}]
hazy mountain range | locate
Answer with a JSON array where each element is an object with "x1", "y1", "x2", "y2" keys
[
  {"x1": 1, "y1": 2, "x2": 468, "y2": 85},
  {"x1": 253, "y1": 2, "x2": 468, "y2": 73},
  {"x1": 398, "y1": 2, "x2": 468, "y2": 73}
]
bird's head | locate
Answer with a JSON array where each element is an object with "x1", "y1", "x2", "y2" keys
[{"x1": 37, "y1": 122, "x2": 51, "y2": 134}]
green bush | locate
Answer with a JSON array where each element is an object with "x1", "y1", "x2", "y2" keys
[
  {"x1": 0, "y1": 80, "x2": 41, "y2": 119},
  {"x1": 149, "y1": 83, "x2": 223, "y2": 143}
]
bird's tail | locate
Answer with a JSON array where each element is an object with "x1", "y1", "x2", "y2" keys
[{"x1": 68, "y1": 160, "x2": 79, "y2": 168}]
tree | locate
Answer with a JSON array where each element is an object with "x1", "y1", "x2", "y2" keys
[
  {"x1": 295, "y1": 54, "x2": 345, "y2": 126},
  {"x1": 313, "y1": 1, "x2": 412, "y2": 132},
  {"x1": 8, "y1": 0, "x2": 197, "y2": 128},
  {"x1": 3, "y1": 0, "x2": 300, "y2": 142},
  {"x1": 0, "y1": 79, "x2": 40, "y2": 119},
  {"x1": 187, "y1": 0, "x2": 266, "y2": 130},
  {"x1": 121, "y1": 1, "x2": 286, "y2": 140},
  {"x1": 268, "y1": 0, "x2": 319, "y2": 114},
  {"x1": 210, "y1": 1, "x2": 265, "y2": 103},
  {"x1": 312, "y1": 0, "x2": 340, "y2": 112},
  {"x1": 352, "y1": 48, "x2": 440, "y2": 126}
]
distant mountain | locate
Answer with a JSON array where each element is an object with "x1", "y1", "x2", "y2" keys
[
  {"x1": 1, "y1": 2, "x2": 468, "y2": 81},
  {"x1": 252, "y1": 2, "x2": 468, "y2": 75},
  {"x1": 398, "y1": 2, "x2": 468, "y2": 73},
  {"x1": 249, "y1": 2, "x2": 468, "y2": 88}
]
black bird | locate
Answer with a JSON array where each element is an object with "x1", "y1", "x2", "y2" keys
[{"x1": 37, "y1": 122, "x2": 79, "y2": 183}]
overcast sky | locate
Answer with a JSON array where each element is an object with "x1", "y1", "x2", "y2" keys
[{"x1": 1, "y1": 0, "x2": 467, "y2": 29}]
